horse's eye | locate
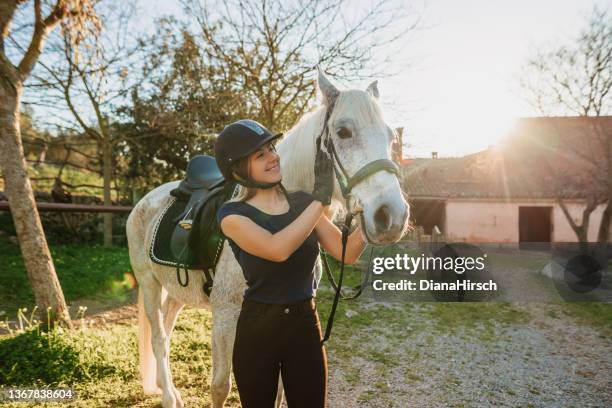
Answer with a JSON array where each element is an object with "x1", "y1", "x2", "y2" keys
[{"x1": 337, "y1": 127, "x2": 352, "y2": 139}]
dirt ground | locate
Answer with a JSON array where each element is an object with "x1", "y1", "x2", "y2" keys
[
  {"x1": 322, "y1": 301, "x2": 612, "y2": 408},
  {"x1": 2, "y1": 285, "x2": 610, "y2": 407},
  {"x1": 93, "y1": 299, "x2": 611, "y2": 407}
]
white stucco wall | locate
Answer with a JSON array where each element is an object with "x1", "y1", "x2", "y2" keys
[{"x1": 444, "y1": 199, "x2": 608, "y2": 243}]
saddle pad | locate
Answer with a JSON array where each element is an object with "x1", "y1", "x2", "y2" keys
[{"x1": 149, "y1": 197, "x2": 203, "y2": 269}]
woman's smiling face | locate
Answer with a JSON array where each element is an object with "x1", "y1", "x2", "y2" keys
[{"x1": 248, "y1": 142, "x2": 281, "y2": 183}]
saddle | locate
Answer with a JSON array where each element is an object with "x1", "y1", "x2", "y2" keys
[{"x1": 149, "y1": 155, "x2": 237, "y2": 296}]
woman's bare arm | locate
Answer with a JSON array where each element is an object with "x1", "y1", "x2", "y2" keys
[
  {"x1": 219, "y1": 200, "x2": 325, "y2": 262},
  {"x1": 313, "y1": 214, "x2": 367, "y2": 265}
]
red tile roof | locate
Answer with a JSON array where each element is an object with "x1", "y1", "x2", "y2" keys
[{"x1": 401, "y1": 116, "x2": 612, "y2": 199}]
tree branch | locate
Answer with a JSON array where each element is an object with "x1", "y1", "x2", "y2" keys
[{"x1": 18, "y1": 0, "x2": 67, "y2": 80}]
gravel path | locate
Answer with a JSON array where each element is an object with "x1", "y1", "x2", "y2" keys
[
  {"x1": 6, "y1": 287, "x2": 608, "y2": 407},
  {"x1": 324, "y1": 301, "x2": 611, "y2": 408},
  {"x1": 76, "y1": 291, "x2": 611, "y2": 407}
]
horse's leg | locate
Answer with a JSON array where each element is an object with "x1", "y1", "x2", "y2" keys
[
  {"x1": 210, "y1": 304, "x2": 241, "y2": 408},
  {"x1": 140, "y1": 279, "x2": 178, "y2": 408},
  {"x1": 275, "y1": 375, "x2": 285, "y2": 407},
  {"x1": 161, "y1": 293, "x2": 185, "y2": 408}
]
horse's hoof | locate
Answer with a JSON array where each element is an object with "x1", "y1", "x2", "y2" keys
[
  {"x1": 173, "y1": 387, "x2": 184, "y2": 408},
  {"x1": 161, "y1": 393, "x2": 177, "y2": 408}
]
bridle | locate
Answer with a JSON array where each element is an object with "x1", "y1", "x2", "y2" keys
[{"x1": 317, "y1": 100, "x2": 401, "y2": 344}]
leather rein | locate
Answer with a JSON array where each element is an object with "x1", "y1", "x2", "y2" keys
[{"x1": 317, "y1": 100, "x2": 401, "y2": 344}]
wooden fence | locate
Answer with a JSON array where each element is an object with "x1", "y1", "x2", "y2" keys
[{"x1": 0, "y1": 202, "x2": 133, "y2": 213}]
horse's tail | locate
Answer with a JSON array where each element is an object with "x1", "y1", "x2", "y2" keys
[{"x1": 137, "y1": 285, "x2": 161, "y2": 394}]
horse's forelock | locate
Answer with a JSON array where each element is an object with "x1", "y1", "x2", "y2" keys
[{"x1": 331, "y1": 89, "x2": 386, "y2": 128}]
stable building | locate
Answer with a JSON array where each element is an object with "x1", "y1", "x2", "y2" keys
[{"x1": 401, "y1": 116, "x2": 612, "y2": 247}]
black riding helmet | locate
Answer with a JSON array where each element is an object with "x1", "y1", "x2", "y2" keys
[{"x1": 214, "y1": 119, "x2": 284, "y2": 189}]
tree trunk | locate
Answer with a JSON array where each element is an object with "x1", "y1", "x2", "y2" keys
[
  {"x1": 557, "y1": 197, "x2": 591, "y2": 253},
  {"x1": 576, "y1": 228, "x2": 588, "y2": 254},
  {"x1": 598, "y1": 199, "x2": 611, "y2": 243},
  {"x1": 596, "y1": 198, "x2": 611, "y2": 270},
  {"x1": 102, "y1": 137, "x2": 113, "y2": 247},
  {"x1": 0, "y1": 80, "x2": 72, "y2": 330},
  {"x1": 35, "y1": 146, "x2": 46, "y2": 166}
]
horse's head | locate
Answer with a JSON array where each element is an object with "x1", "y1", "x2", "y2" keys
[{"x1": 315, "y1": 70, "x2": 410, "y2": 244}]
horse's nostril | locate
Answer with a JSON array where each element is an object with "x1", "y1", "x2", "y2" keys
[{"x1": 374, "y1": 204, "x2": 391, "y2": 232}]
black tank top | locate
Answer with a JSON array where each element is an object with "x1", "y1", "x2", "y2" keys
[{"x1": 216, "y1": 190, "x2": 320, "y2": 304}]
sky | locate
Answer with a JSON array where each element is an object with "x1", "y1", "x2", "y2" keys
[
  {"x1": 132, "y1": 0, "x2": 611, "y2": 157},
  {"x1": 375, "y1": 0, "x2": 611, "y2": 157}
]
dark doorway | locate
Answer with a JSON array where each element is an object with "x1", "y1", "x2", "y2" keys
[
  {"x1": 519, "y1": 206, "x2": 552, "y2": 250},
  {"x1": 410, "y1": 199, "x2": 446, "y2": 235}
]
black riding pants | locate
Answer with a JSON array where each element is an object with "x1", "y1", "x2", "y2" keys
[{"x1": 232, "y1": 296, "x2": 328, "y2": 408}]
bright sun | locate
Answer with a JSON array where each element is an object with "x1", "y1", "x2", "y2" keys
[{"x1": 403, "y1": 71, "x2": 524, "y2": 157}]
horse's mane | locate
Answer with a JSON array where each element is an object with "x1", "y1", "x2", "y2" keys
[
  {"x1": 276, "y1": 107, "x2": 325, "y2": 194},
  {"x1": 277, "y1": 89, "x2": 386, "y2": 196}
]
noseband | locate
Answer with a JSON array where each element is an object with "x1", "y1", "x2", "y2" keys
[{"x1": 317, "y1": 100, "x2": 401, "y2": 343}]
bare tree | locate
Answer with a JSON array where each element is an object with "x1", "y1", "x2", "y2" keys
[
  {"x1": 519, "y1": 5, "x2": 612, "y2": 251},
  {"x1": 26, "y1": 0, "x2": 137, "y2": 247},
  {"x1": 0, "y1": 0, "x2": 99, "y2": 329},
  {"x1": 181, "y1": 0, "x2": 421, "y2": 129}
]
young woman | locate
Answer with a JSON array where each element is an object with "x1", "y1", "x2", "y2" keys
[{"x1": 214, "y1": 119, "x2": 367, "y2": 407}]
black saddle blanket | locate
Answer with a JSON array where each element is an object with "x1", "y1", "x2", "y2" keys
[{"x1": 149, "y1": 198, "x2": 203, "y2": 269}]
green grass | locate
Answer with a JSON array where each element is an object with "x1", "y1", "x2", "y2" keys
[
  {"x1": 0, "y1": 325, "x2": 136, "y2": 386},
  {"x1": 426, "y1": 302, "x2": 530, "y2": 331},
  {"x1": 0, "y1": 236, "x2": 133, "y2": 316},
  {"x1": 559, "y1": 302, "x2": 612, "y2": 338},
  {"x1": 1, "y1": 240, "x2": 611, "y2": 406},
  {"x1": 0, "y1": 308, "x2": 241, "y2": 407}
]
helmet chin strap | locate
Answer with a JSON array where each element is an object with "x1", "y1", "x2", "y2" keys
[
  {"x1": 242, "y1": 180, "x2": 281, "y2": 189},
  {"x1": 229, "y1": 159, "x2": 282, "y2": 189},
  {"x1": 233, "y1": 175, "x2": 282, "y2": 189}
]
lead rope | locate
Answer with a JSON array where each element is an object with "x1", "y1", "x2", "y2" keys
[
  {"x1": 321, "y1": 211, "x2": 353, "y2": 343},
  {"x1": 320, "y1": 219, "x2": 376, "y2": 344},
  {"x1": 321, "y1": 244, "x2": 374, "y2": 300}
]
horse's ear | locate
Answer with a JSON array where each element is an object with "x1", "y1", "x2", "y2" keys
[
  {"x1": 317, "y1": 68, "x2": 339, "y2": 106},
  {"x1": 366, "y1": 80, "x2": 379, "y2": 99}
]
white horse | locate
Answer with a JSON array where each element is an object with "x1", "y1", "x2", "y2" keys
[{"x1": 126, "y1": 70, "x2": 410, "y2": 408}]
